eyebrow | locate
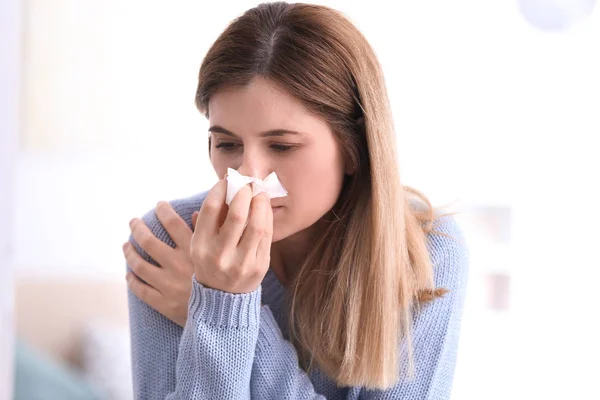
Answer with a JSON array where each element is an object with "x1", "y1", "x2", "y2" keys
[{"x1": 208, "y1": 125, "x2": 303, "y2": 138}]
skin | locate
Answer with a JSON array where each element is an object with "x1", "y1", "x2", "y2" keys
[{"x1": 207, "y1": 77, "x2": 353, "y2": 281}]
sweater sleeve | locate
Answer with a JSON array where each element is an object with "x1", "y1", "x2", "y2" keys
[
  {"x1": 165, "y1": 276, "x2": 261, "y2": 399},
  {"x1": 249, "y1": 214, "x2": 469, "y2": 400}
]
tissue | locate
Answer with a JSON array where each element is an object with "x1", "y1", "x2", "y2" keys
[{"x1": 225, "y1": 168, "x2": 288, "y2": 206}]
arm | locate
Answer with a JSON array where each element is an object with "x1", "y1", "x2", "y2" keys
[
  {"x1": 128, "y1": 190, "x2": 263, "y2": 399},
  {"x1": 165, "y1": 276, "x2": 261, "y2": 399},
  {"x1": 126, "y1": 210, "x2": 183, "y2": 399},
  {"x1": 129, "y1": 252, "x2": 262, "y2": 400},
  {"x1": 126, "y1": 194, "x2": 206, "y2": 399}
]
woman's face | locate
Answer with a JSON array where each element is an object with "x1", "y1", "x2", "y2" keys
[{"x1": 208, "y1": 77, "x2": 351, "y2": 243}]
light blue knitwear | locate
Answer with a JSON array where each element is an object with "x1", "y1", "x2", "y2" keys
[{"x1": 126, "y1": 190, "x2": 469, "y2": 399}]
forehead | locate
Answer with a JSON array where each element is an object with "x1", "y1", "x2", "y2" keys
[{"x1": 208, "y1": 78, "x2": 331, "y2": 137}]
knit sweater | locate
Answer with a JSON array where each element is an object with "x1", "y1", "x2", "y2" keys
[{"x1": 126, "y1": 190, "x2": 469, "y2": 399}]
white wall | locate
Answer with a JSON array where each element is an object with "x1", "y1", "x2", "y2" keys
[{"x1": 1, "y1": 0, "x2": 21, "y2": 397}]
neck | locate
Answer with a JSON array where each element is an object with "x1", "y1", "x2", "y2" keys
[{"x1": 270, "y1": 216, "x2": 329, "y2": 287}]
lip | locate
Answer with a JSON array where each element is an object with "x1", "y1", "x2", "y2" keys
[{"x1": 271, "y1": 206, "x2": 284, "y2": 213}]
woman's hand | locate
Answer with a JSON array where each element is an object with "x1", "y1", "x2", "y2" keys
[
  {"x1": 124, "y1": 178, "x2": 272, "y2": 326},
  {"x1": 123, "y1": 202, "x2": 200, "y2": 328},
  {"x1": 191, "y1": 179, "x2": 273, "y2": 294}
]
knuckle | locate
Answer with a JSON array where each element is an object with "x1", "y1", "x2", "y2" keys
[
  {"x1": 191, "y1": 246, "x2": 207, "y2": 262},
  {"x1": 203, "y1": 200, "x2": 220, "y2": 213},
  {"x1": 163, "y1": 214, "x2": 177, "y2": 230},
  {"x1": 212, "y1": 252, "x2": 228, "y2": 269},
  {"x1": 128, "y1": 254, "x2": 141, "y2": 269},
  {"x1": 127, "y1": 279, "x2": 137, "y2": 293},
  {"x1": 128, "y1": 256, "x2": 139, "y2": 271},
  {"x1": 249, "y1": 268, "x2": 263, "y2": 281},
  {"x1": 135, "y1": 282, "x2": 145, "y2": 298},
  {"x1": 137, "y1": 230, "x2": 151, "y2": 248},
  {"x1": 140, "y1": 286, "x2": 150, "y2": 301},
  {"x1": 229, "y1": 211, "x2": 246, "y2": 225},
  {"x1": 248, "y1": 223, "x2": 266, "y2": 236}
]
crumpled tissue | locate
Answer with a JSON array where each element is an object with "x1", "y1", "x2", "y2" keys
[{"x1": 225, "y1": 167, "x2": 288, "y2": 206}]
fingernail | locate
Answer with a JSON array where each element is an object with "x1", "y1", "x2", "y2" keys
[
  {"x1": 129, "y1": 218, "x2": 135, "y2": 228},
  {"x1": 122, "y1": 242, "x2": 129, "y2": 252}
]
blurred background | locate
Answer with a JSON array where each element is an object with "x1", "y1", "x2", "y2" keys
[{"x1": 2, "y1": 0, "x2": 599, "y2": 399}]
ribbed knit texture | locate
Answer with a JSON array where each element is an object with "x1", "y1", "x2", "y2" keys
[{"x1": 126, "y1": 191, "x2": 469, "y2": 399}]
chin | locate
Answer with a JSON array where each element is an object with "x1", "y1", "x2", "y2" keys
[
  {"x1": 271, "y1": 220, "x2": 299, "y2": 243},
  {"x1": 271, "y1": 229, "x2": 287, "y2": 243}
]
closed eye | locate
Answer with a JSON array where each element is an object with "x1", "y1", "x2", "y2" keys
[
  {"x1": 215, "y1": 143, "x2": 294, "y2": 153},
  {"x1": 270, "y1": 144, "x2": 294, "y2": 152}
]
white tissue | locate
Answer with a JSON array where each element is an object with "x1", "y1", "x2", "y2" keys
[{"x1": 225, "y1": 168, "x2": 288, "y2": 206}]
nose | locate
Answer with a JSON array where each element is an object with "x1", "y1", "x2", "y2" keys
[{"x1": 236, "y1": 154, "x2": 270, "y2": 180}]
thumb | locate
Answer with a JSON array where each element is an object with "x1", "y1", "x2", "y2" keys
[{"x1": 192, "y1": 211, "x2": 199, "y2": 231}]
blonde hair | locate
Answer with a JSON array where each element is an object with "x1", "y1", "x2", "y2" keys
[{"x1": 196, "y1": 1, "x2": 454, "y2": 390}]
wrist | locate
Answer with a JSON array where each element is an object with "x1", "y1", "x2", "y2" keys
[{"x1": 189, "y1": 273, "x2": 261, "y2": 328}]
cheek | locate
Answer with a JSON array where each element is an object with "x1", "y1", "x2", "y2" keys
[
  {"x1": 210, "y1": 153, "x2": 234, "y2": 180},
  {"x1": 305, "y1": 141, "x2": 345, "y2": 190},
  {"x1": 280, "y1": 148, "x2": 345, "y2": 220}
]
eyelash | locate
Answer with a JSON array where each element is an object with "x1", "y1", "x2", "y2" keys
[{"x1": 215, "y1": 143, "x2": 294, "y2": 153}]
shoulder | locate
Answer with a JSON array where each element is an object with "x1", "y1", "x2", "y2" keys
[{"x1": 425, "y1": 212, "x2": 470, "y2": 293}]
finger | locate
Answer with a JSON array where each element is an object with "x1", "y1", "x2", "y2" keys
[
  {"x1": 156, "y1": 201, "x2": 192, "y2": 254},
  {"x1": 194, "y1": 179, "x2": 228, "y2": 242},
  {"x1": 130, "y1": 218, "x2": 173, "y2": 267},
  {"x1": 219, "y1": 184, "x2": 253, "y2": 249},
  {"x1": 123, "y1": 242, "x2": 163, "y2": 291},
  {"x1": 239, "y1": 192, "x2": 269, "y2": 257},
  {"x1": 126, "y1": 271, "x2": 164, "y2": 306},
  {"x1": 256, "y1": 195, "x2": 274, "y2": 261},
  {"x1": 191, "y1": 212, "x2": 199, "y2": 231},
  {"x1": 192, "y1": 210, "x2": 224, "y2": 232}
]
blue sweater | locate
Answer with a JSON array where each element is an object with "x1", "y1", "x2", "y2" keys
[{"x1": 126, "y1": 190, "x2": 469, "y2": 399}]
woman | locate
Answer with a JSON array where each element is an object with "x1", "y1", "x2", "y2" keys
[{"x1": 123, "y1": 2, "x2": 469, "y2": 399}]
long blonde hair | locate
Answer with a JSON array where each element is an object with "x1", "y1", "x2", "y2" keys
[{"x1": 196, "y1": 1, "x2": 452, "y2": 390}]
